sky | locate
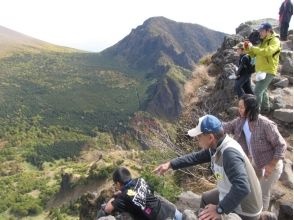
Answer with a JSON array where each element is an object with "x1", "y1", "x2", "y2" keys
[{"x1": 0, "y1": 0, "x2": 291, "y2": 52}]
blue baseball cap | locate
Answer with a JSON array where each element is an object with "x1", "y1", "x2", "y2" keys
[
  {"x1": 258, "y1": 22, "x2": 272, "y2": 31},
  {"x1": 187, "y1": 115, "x2": 223, "y2": 137}
]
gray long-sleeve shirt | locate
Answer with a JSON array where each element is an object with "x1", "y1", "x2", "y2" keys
[{"x1": 170, "y1": 144, "x2": 250, "y2": 214}]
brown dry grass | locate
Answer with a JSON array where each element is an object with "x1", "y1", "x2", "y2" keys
[{"x1": 184, "y1": 65, "x2": 211, "y2": 105}]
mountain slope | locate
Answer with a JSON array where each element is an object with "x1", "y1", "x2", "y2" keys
[
  {"x1": 102, "y1": 16, "x2": 225, "y2": 73},
  {"x1": 101, "y1": 17, "x2": 225, "y2": 119},
  {"x1": 0, "y1": 25, "x2": 80, "y2": 57}
]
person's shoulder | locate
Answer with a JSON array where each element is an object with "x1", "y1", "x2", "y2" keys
[
  {"x1": 257, "y1": 115, "x2": 277, "y2": 127},
  {"x1": 230, "y1": 116, "x2": 244, "y2": 124},
  {"x1": 269, "y1": 34, "x2": 281, "y2": 43}
]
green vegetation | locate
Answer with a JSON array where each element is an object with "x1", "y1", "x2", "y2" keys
[
  {"x1": 26, "y1": 141, "x2": 85, "y2": 168},
  {"x1": 0, "y1": 51, "x2": 151, "y2": 133},
  {"x1": 0, "y1": 172, "x2": 58, "y2": 217}
]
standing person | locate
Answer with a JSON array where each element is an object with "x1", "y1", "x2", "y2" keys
[
  {"x1": 223, "y1": 94, "x2": 286, "y2": 211},
  {"x1": 279, "y1": 0, "x2": 293, "y2": 41},
  {"x1": 244, "y1": 23, "x2": 281, "y2": 114},
  {"x1": 97, "y1": 167, "x2": 182, "y2": 220},
  {"x1": 233, "y1": 42, "x2": 254, "y2": 98},
  {"x1": 154, "y1": 115, "x2": 263, "y2": 220}
]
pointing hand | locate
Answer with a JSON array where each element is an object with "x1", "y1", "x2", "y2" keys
[{"x1": 153, "y1": 162, "x2": 171, "y2": 175}]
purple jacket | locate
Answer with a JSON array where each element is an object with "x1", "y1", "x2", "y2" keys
[{"x1": 223, "y1": 115, "x2": 286, "y2": 169}]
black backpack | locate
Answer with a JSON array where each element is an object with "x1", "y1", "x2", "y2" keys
[
  {"x1": 241, "y1": 55, "x2": 256, "y2": 74},
  {"x1": 248, "y1": 30, "x2": 261, "y2": 45}
]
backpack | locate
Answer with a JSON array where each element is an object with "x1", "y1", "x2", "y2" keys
[
  {"x1": 241, "y1": 55, "x2": 255, "y2": 74},
  {"x1": 248, "y1": 30, "x2": 261, "y2": 45}
]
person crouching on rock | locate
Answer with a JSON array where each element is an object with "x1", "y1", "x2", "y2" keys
[{"x1": 97, "y1": 167, "x2": 182, "y2": 220}]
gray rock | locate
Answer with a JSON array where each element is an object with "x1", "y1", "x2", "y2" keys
[
  {"x1": 271, "y1": 74, "x2": 282, "y2": 85},
  {"x1": 273, "y1": 78, "x2": 289, "y2": 88},
  {"x1": 280, "y1": 159, "x2": 293, "y2": 189},
  {"x1": 183, "y1": 209, "x2": 198, "y2": 220},
  {"x1": 223, "y1": 63, "x2": 238, "y2": 77},
  {"x1": 272, "y1": 96, "x2": 286, "y2": 110},
  {"x1": 281, "y1": 40, "x2": 293, "y2": 51},
  {"x1": 235, "y1": 23, "x2": 253, "y2": 38},
  {"x1": 273, "y1": 109, "x2": 293, "y2": 123},
  {"x1": 284, "y1": 75, "x2": 293, "y2": 85},
  {"x1": 156, "y1": 194, "x2": 177, "y2": 209},
  {"x1": 280, "y1": 51, "x2": 293, "y2": 75},
  {"x1": 211, "y1": 35, "x2": 243, "y2": 66},
  {"x1": 175, "y1": 191, "x2": 201, "y2": 212},
  {"x1": 270, "y1": 88, "x2": 293, "y2": 109}
]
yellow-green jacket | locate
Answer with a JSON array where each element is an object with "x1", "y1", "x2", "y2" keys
[{"x1": 246, "y1": 33, "x2": 281, "y2": 75}]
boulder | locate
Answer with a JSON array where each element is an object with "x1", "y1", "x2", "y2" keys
[
  {"x1": 175, "y1": 191, "x2": 201, "y2": 212},
  {"x1": 273, "y1": 78, "x2": 289, "y2": 88},
  {"x1": 235, "y1": 23, "x2": 253, "y2": 38},
  {"x1": 280, "y1": 159, "x2": 293, "y2": 189},
  {"x1": 272, "y1": 96, "x2": 286, "y2": 110},
  {"x1": 280, "y1": 51, "x2": 293, "y2": 75},
  {"x1": 270, "y1": 88, "x2": 293, "y2": 109},
  {"x1": 211, "y1": 35, "x2": 243, "y2": 66},
  {"x1": 273, "y1": 109, "x2": 293, "y2": 123},
  {"x1": 223, "y1": 63, "x2": 238, "y2": 77}
]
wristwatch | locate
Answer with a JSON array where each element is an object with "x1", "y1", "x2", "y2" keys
[{"x1": 216, "y1": 205, "x2": 224, "y2": 214}]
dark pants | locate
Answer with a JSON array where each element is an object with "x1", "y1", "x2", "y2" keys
[
  {"x1": 234, "y1": 74, "x2": 254, "y2": 98},
  {"x1": 200, "y1": 189, "x2": 260, "y2": 220},
  {"x1": 280, "y1": 22, "x2": 289, "y2": 41}
]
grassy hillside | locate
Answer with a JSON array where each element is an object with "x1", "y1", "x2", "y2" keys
[
  {"x1": 0, "y1": 25, "x2": 79, "y2": 58},
  {"x1": 0, "y1": 52, "x2": 152, "y2": 133}
]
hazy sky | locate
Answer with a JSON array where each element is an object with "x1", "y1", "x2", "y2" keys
[{"x1": 0, "y1": 0, "x2": 291, "y2": 52}]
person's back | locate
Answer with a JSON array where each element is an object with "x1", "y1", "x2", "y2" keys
[
  {"x1": 279, "y1": 0, "x2": 293, "y2": 41},
  {"x1": 102, "y1": 167, "x2": 181, "y2": 220},
  {"x1": 112, "y1": 177, "x2": 175, "y2": 220}
]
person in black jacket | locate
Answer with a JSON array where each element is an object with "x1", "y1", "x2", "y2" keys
[
  {"x1": 99, "y1": 167, "x2": 182, "y2": 220},
  {"x1": 233, "y1": 42, "x2": 254, "y2": 98},
  {"x1": 279, "y1": 0, "x2": 293, "y2": 41}
]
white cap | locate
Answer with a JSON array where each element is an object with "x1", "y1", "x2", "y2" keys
[
  {"x1": 187, "y1": 115, "x2": 222, "y2": 137},
  {"x1": 187, "y1": 116, "x2": 205, "y2": 137}
]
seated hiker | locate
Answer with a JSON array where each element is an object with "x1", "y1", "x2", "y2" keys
[
  {"x1": 97, "y1": 167, "x2": 182, "y2": 220},
  {"x1": 154, "y1": 115, "x2": 263, "y2": 220},
  {"x1": 233, "y1": 42, "x2": 254, "y2": 98}
]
